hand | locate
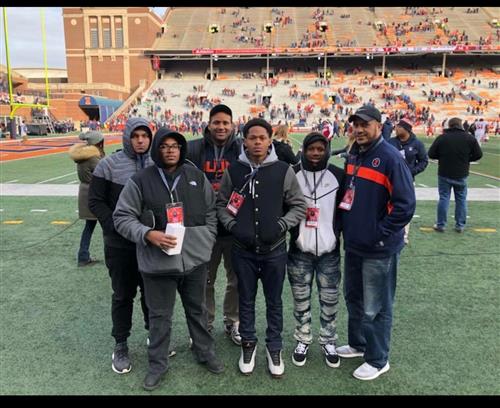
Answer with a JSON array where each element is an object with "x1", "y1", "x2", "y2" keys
[{"x1": 146, "y1": 230, "x2": 177, "y2": 249}]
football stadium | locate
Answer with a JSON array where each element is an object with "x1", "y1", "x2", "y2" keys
[{"x1": 1, "y1": 7, "x2": 499, "y2": 395}]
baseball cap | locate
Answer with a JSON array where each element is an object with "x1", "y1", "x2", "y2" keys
[
  {"x1": 348, "y1": 105, "x2": 382, "y2": 123},
  {"x1": 397, "y1": 118, "x2": 413, "y2": 132},
  {"x1": 80, "y1": 131, "x2": 104, "y2": 146},
  {"x1": 209, "y1": 104, "x2": 233, "y2": 120}
]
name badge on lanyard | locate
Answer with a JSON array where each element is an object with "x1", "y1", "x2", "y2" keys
[
  {"x1": 226, "y1": 191, "x2": 245, "y2": 216},
  {"x1": 338, "y1": 187, "x2": 355, "y2": 211},
  {"x1": 305, "y1": 204, "x2": 320, "y2": 228}
]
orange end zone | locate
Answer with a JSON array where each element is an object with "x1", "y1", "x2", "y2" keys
[{"x1": 0, "y1": 133, "x2": 122, "y2": 162}]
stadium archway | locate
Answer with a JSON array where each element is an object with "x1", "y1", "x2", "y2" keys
[{"x1": 79, "y1": 95, "x2": 123, "y2": 122}]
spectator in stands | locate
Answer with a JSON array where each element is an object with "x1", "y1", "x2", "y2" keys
[
  {"x1": 338, "y1": 105, "x2": 415, "y2": 381},
  {"x1": 186, "y1": 104, "x2": 242, "y2": 345},
  {"x1": 381, "y1": 116, "x2": 394, "y2": 140},
  {"x1": 113, "y1": 128, "x2": 224, "y2": 391},
  {"x1": 272, "y1": 124, "x2": 299, "y2": 165},
  {"x1": 69, "y1": 131, "x2": 105, "y2": 267},
  {"x1": 428, "y1": 117, "x2": 482, "y2": 233},
  {"x1": 216, "y1": 118, "x2": 306, "y2": 378},
  {"x1": 287, "y1": 132, "x2": 345, "y2": 369},
  {"x1": 88, "y1": 118, "x2": 165, "y2": 376},
  {"x1": 388, "y1": 119, "x2": 428, "y2": 244}
]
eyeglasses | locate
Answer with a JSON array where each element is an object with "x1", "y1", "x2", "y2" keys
[{"x1": 159, "y1": 144, "x2": 180, "y2": 151}]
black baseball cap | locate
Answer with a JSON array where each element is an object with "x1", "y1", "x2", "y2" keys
[
  {"x1": 348, "y1": 105, "x2": 382, "y2": 123},
  {"x1": 209, "y1": 104, "x2": 233, "y2": 120}
]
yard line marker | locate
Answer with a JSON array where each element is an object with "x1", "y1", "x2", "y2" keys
[
  {"x1": 51, "y1": 221, "x2": 71, "y2": 225},
  {"x1": 36, "y1": 172, "x2": 76, "y2": 184},
  {"x1": 66, "y1": 180, "x2": 79, "y2": 184},
  {"x1": 473, "y1": 228, "x2": 496, "y2": 233},
  {"x1": 5, "y1": 179, "x2": 19, "y2": 183},
  {"x1": 31, "y1": 209, "x2": 48, "y2": 212},
  {"x1": 3, "y1": 220, "x2": 23, "y2": 224},
  {"x1": 419, "y1": 227, "x2": 434, "y2": 232},
  {"x1": 485, "y1": 184, "x2": 498, "y2": 189},
  {"x1": 417, "y1": 183, "x2": 428, "y2": 187},
  {"x1": 412, "y1": 214, "x2": 420, "y2": 218}
]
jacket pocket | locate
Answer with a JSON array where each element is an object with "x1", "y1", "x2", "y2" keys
[{"x1": 182, "y1": 226, "x2": 216, "y2": 270}]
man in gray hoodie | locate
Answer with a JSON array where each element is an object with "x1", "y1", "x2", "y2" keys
[
  {"x1": 216, "y1": 118, "x2": 306, "y2": 378},
  {"x1": 88, "y1": 118, "x2": 155, "y2": 375},
  {"x1": 113, "y1": 128, "x2": 224, "y2": 391}
]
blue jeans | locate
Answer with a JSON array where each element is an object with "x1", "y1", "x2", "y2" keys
[
  {"x1": 287, "y1": 250, "x2": 341, "y2": 345},
  {"x1": 436, "y1": 176, "x2": 468, "y2": 229},
  {"x1": 343, "y1": 251, "x2": 399, "y2": 369},
  {"x1": 232, "y1": 244, "x2": 287, "y2": 352},
  {"x1": 77, "y1": 219, "x2": 97, "y2": 263}
]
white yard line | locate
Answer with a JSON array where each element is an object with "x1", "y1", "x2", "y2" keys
[
  {"x1": 417, "y1": 183, "x2": 428, "y2": 188},
  {"x1": 66, "y1": 180, "x2": 79, "y2": 184},
  {"x1": 5, "y1": 179, "x2": 19, "y2": 183},
  {"x1": 485, "y1": 184, "x2": 498, "y2": 189},
  {"x1": 36, "y1": 172, "x2": 76, "y2": 184},
  {"x1": 30, "y1": 209, "x2": 48, "y2": 212}
]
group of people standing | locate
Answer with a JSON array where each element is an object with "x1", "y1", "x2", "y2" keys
[{"x1": 68, "y1": 100, "x2": 481, "y2": 391}]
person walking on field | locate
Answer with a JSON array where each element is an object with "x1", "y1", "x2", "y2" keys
[
  {"x1": 69, "y1": 131, "x2": 105, "y2": 267},
  {"x1": 428, "y1": 117, "x2": 482, "y2": 233}
]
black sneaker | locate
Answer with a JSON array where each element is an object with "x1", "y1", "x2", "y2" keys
[
  {"x1": 143, "y1": 371, "x2": 166, "y2": 391},
  {"x1": 322, "y1": 343, "x2": 340, "y2": 368},
  {"x1": 78, "y1": 258, "x2": 99, "y2": 267},
  {"x1": 433, "y1": 224, "x2": 445, "y2": 233},
  {"x1": 292, "y1": 341, "x2": 309, "y2": 367},
  {"x1": 112, "y1": 342, "x2": 131, "y2": 374}
]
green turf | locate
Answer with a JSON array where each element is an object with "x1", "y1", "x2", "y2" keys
[
  {"x1": 0, "y1": 196, "x2": 498, "y2": 395},
  {"x1": 2, "y1": 134, "x2": 499, "y2": 186}
]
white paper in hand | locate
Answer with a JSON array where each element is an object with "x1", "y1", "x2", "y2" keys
[{"x1": 162, "y1": 223, "x2": 185, "y2": 255}]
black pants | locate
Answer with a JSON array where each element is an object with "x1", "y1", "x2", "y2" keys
[
  {"x1": 142, "y1": 264, "x2": 216, "y2": 375},
  {"x1": 232, "y1": 244, "x2": 287, "y2": 352},
  {"x1": 104, "y1": 245, "x2": 149, "y2": 343}
]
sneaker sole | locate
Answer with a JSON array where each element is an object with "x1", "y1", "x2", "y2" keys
[
  {"x1": 338, "y1": 352, "x2": 364, "y2": 358},
  {"x1": 292, "y1": 356, "x2": 306, "y2": 367},
  {"x1": 111, "y1": 353, "x2": 131, "y2": 374},
  {"x1": 353, "y1": 363, "x2": 390, "y2": 381},
  {"x1": 325, "y1": 358, "x2": 340, "y2": 368}
]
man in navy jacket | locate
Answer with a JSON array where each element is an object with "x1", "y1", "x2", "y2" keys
[
  {"x1": 388, "y1": 118, "x2": 428, "y2": 244},
  {"x1": 337, "y1": 105, "x2": 416, "y2": 381}
]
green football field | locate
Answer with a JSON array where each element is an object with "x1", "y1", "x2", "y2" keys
[
  {"x1": 1, "y1": 134, "x2": 499, "y2": 187},
  {"x1": 0, "y1": 132, "x2": 499, "y2": 395}
]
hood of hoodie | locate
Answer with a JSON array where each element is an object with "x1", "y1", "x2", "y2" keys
[
  {"x1": 68, "y1": 143, "x2": 102, "y2": 163},
  {"x1": 238, "y1": 141, "x2": 279, "y2": 168},
  {"x1": 300, "y1": 132, "x2": 330, "y2": 171},
  {"x1": 122, "y1": 117, "x2": 153, "y2": 159},
  {"x1": 151, "y1": 127, "x2": 187, "y2": 168}
]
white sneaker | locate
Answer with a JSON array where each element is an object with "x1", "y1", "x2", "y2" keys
[
  {"x1": 239, "y1": 342, "x2": 257, "y2": 375},
  {"x1": 353, "y1": 362, "x2": 390, "y2": 381},
  {"x1": 266, "y1": 347, "x2": 284, "y2": 378},
  {"x1": 337, "y1": 345, "x2": 364, "y2": 358}
]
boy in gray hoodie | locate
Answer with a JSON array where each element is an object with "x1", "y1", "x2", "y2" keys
[{"x1": 113, "y1": 128, "x2": 224, "y2": 391}]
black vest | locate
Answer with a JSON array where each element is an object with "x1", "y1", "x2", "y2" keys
[
  {"x1": 228, "y1": 160, "x2": 289, "y2": 253},
  {"x1": 132, "y1": 165, "x2": 208, "y2": 231}
]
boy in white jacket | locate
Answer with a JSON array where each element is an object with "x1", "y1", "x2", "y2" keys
[{"x1": 287, "y1": 132, "x2": 345, "y2": 368}]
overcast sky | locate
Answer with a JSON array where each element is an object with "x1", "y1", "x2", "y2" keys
[{"x1": 0, "y1": 7, "x2": 167, "y2": 69}]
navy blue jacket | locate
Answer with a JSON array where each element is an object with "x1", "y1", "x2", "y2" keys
[
  {"x1": 388, "y1": 133, "x2": 428, "y2": 179},
  {"x1": 340, "y1": 136, "x2": 416, "y2": 258},
  {"x1": 381, "y1": 120, "x2": 394, "y2": 141}
]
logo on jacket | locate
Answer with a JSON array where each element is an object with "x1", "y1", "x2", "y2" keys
[
  {"x1": 189, "y1": 181, "x2": 197, "y2": 186},
  {"x1": 372, "y1": 158, "x2": 381, "y2": 167}
]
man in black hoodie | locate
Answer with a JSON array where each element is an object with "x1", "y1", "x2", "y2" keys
[
  {"x1": 187, "y1": 104, "x2": 243, "y2": 345},
  {"x1": 428, "y1": 117, "x2": 482, "y2": 233}
]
